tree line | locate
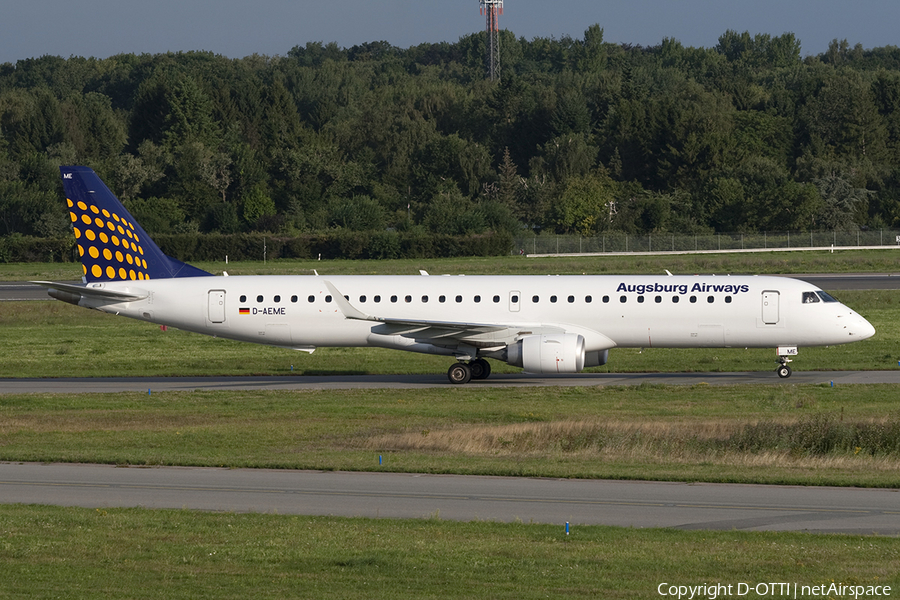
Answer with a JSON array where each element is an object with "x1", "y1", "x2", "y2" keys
[{"x1": 2, "y1": 26, "x2": 900, "y2": 251}]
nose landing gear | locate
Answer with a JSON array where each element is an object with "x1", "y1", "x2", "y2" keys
[
  {"x1": 776, "y1": 360, "x2": 792, "y2": 378},
  {"x1": 775, "y1": 346, "x2": 797, "y2": 378}
]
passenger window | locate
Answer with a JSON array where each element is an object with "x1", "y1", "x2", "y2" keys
[
  {"x1": 707, "y1": 296, "x2": 714, "y2": 303},
  {"x1": 803, "y1": 292, "x2": 820, "y2": 304},
  {"x1": 422, "y1": 295, "x2": 428, "y2": 303},
  {"x1": 240, "y1": 295, "x2": 247, "y2": 302},
  {"x1": 456, "y1": 295, "x2": 462, "y2": 303},
  {"x1": 585, "y1": 295, "x2": 592, "y2": 303},
  {"x1": 274, "y1": 295, "x2": 281, "y2": 303},
  {"x1": 672, "y1": 296, "x2": 680, "y2": 303},
  {"x1": 620, "y1": 296, "x2": 627, "y2": 303},
  {"x1": 308, "y1": 295, "x2": 315, "y2": 303},
  {"x1": 637, "y1": 296, "x2": 645, "y2": 303},
  {"x1": 493, "y1": 295, "x2": 500, "y2": 303},
  {"x1": 567, "y1": 295, "x2": 575, "y2": 303},
  {"x1": 439, "y1": 295, "x2": 445, "y2": 303},
  {"x1": 405, "y1": 295, "x2": 412, "y2": 303},
  {"x1": 550, "y1": 296, "x2": 557, "y2": 303},
  {"x1": 655, "y1": 296, "x2": 662, "y2": 303},
  {"x1": 690, "y1": 296, "x2": 697, "y2": 303},
  {"x1": 391, "y1": 295, "x2": 398, "y2": 303},
  {"x1": 474, "y1": 295, "x2": 481, "y2": 303},
  {"x1": 359, "y1": 295, "x2": 366, "y2": 303},
  {"x1": 512, "y1": 295, "x2": 519, "y2": 303},
  {"x1": 325, "y1": 295, "x2": 332, "y2": 303},
  {"x1": 602, "y1": 296, "x2": 609, "y2": 303},
  {"x1": 257, "y1": 295, "x2": 263, "y2": 303},
  {"x1": 725, "y1": 296, "x2": 732, "y2": 303},
  {"x1": 291, "y1": 295, "x2": 298, "y2": 303},
  {"x1": 374, "y1": 295, "x2": 381, "y2": 303},
  {"x1": 532, "y1": 295, "x2": 539, "y2": 303}
]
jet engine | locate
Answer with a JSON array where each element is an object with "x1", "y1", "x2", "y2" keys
[{"x1": 506, "y1": 333, "x2": 586, "y2": 374}]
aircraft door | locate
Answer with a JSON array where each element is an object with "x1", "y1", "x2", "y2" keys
[
  {"x1": 761, "y1": 291, "x2": 779, "y2": 324},
  {"x1": 509, "y1": 291, "x2": 521, "y2": 312},
  {"x1": 208, "y1": 290, "x2": 226, "y2": 323}
]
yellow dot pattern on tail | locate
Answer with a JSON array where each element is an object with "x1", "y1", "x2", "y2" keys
[
  {"x1": 60, "y1": 166, "x2": 212, "y2": 282},
  {"x1": 67, "y1": 197, "x2": 150, "y2": 281}
]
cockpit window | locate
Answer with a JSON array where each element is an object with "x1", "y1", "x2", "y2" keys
[
  {"x1": 802, "y1": 292, "x2": 820, "y2": 304},
  {"x1": 817, "y1": 291, "x2": 839, "y2": 303}
]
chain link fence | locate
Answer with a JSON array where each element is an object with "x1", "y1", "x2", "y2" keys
[{"x1": 515, "y1": 231, "x2": 900, "y2": 255}]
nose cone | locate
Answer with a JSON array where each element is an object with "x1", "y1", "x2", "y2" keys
[{"x1": 852, "y1": 313, "x2": 876, "y2": 341}]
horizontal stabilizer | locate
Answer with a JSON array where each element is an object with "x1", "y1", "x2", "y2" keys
[{"x1": 31, "y1": 281, "x2": 148, "y2": 303}]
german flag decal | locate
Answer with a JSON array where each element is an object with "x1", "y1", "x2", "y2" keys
[{"x1": 239, "y1": 307, "x2": 250, "y2": 315}]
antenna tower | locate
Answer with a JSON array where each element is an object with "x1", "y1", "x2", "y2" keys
[{"x1": 480, "y1": 0, "x2": 503, "y2": 81}]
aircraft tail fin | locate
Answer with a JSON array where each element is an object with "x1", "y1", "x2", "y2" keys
[{"x1": 60, "y1": 166, "x2": 212, "y2": 282}]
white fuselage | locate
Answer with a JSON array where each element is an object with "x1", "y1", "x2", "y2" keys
[{"x1": 73, "y1": 274, "x2": 875, "y2": 358}]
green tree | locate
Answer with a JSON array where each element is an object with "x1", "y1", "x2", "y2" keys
[
  {"x1": 812, "y1": 175, "x2": 872, "y2": 229},
  {"x1": 550, "y1": 169, "x2": 617, "y2": 235},
  {"x1": 326, "y1": 195, "x2": 386, "y2": 231},
  {"x1": 239, "y1": 183, "x2": 276, "y2": 229}
]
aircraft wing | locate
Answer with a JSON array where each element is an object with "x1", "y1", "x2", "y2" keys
[{"x1": 323, "y1": 280, "x2": 564, "y2": 347}]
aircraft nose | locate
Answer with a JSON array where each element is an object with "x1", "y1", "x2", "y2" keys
[{"x1": 851, "y1": 313, "x2": 876, "y2": 340}]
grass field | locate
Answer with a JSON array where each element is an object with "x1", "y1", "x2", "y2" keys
[
  {"x1": 2, "y1": 251, "x2": 899, "y2": 597},
  {"x1": 1, "y1": 505, "x2": 897, "y2": 600},
  {"x1": 2, "y1": 385, "x2": 900, "y2": 487}
]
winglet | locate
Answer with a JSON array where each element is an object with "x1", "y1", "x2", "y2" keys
[{"x1": 323, "y1": 281, "x2": 373, "y2": 321}]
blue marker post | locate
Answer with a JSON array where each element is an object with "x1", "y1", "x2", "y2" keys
[
  {"x1": 148, "y1": 388, "x2": 151, "y2": 396},
  {"x1": 379, "y1": 455, "x2": 383, "y2": 466},
  {"x1": 565, "y1": 522, "x2": 569, "y2": 536}
]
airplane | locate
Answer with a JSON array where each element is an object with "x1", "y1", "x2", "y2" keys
[{"x1": 33, "y1": 166, "x2": 876, "y2": 384}]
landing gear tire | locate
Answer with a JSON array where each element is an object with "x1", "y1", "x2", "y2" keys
[
  {"x1": 776, "y1": 364, "x2": 792, "y2": 378},
  {"x1": 448, "y1": 362, "x2": 472, "y2": 385},
  {"x1": 469, "y1": 358, "x2": 491, "y2": 380}
]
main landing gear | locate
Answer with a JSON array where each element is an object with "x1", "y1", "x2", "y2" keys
[{"x1": 447, "y1": 358, "x2": 492, "y2": 384}]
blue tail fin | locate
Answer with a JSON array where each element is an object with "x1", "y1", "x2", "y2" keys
[{"x1": 61, "y1": 166, "x2": 212, "y2": 282}]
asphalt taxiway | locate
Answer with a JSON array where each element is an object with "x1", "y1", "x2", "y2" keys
[
  {"x1": 3, "y1": 370, "x2": 900, "y2": 394},
  {"x1": 1, "y1": 463, "x2": 897, "y2": 534}
]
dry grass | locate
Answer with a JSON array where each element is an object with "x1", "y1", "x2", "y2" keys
[{"x1": 363, "y1": 417, "x2": 900, "y2": 472}]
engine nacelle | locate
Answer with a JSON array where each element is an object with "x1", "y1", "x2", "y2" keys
[{"x1": 507, "y1": 333, "x2": 586, "y2": 374}]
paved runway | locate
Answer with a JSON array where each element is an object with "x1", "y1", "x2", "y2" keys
[
  {"x1": 1, "y1": 463, "x2": 897, "y2": 534},
  {"x1": 3, "y1": 370, "x2": 900, "y2": 394},
  {"x1": 0, "y1": 282, "x2": 57, "y2": 301}
]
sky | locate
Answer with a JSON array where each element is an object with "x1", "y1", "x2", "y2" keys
[{"x1": 2, "y1": 0, "x2": 900, "y2": 65}]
